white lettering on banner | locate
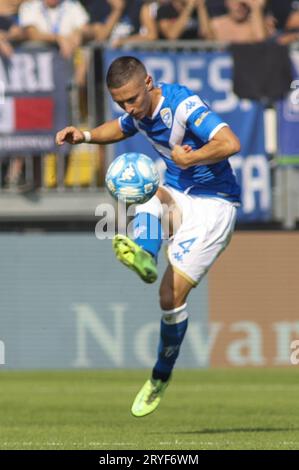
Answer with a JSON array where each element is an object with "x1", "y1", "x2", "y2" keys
[
  {"x1": 0, "y1": 98, "x2": 13, "y2": 133},
  {"x1": 227, "y1": 322, "x2": 266, "y2": 366},
  {"x1": 290, "y1": 340, "x2": 299, "y2": 365},
  {"x1": 10, "y1": 54, "x2": 37, "y2": 92},
  {"x1": 0, "y1": 341, "x2": 5, "y2": 365},
  {"x1": 145, "y1": 58, "x2": 174, "y2": 84},
  {"x1": 208, "y1": 56, "x2": 252, "y2": 113},
  {"x1": 231, "y1": 155, "x2": 270, "y2": 214},
  {"x1": 71, "y1": 307, "x2": 299, "y2": 367},
  {"x1": 36, "y1": 53, "x2": 55, "y2": 91},
  {"x1": 177, "y1": 58, "x2": 205, "y2": 93},
  {"x1": 0, "y1": 136, "x2": 53, "y2": 150},
  {"x1": 284, "y1": 81, "x2": 299, "y2": 121},
  {"x1": 273, "y1": 322, "x2": 299, "y2": 365},
  {"x1": 187, "y1": 322, "x2": 222, "y2": 367},
  {"x1": 209, "y1": 56, "x2": 238, "y2": 113},
  {"x1": 283, "y1": 51, "x2": 299, "y2": 120},
  {"x1": 0, "y1": 52, "x2": 54, "y2": 93},
  {"x1": 72, "y1": 303, "x2": 125, "y2": 367}
]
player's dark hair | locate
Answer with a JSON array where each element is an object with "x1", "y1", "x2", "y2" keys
[{"x1": 106, "y1": 56, "x2": 147, "y2": 89}]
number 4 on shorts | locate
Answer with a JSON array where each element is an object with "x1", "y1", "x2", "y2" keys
[{"x1": 178, "y1": 238, "x2": 197, "y2": 254}]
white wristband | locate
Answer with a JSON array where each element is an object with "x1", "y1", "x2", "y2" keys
[{"x1": 83, "y1": 130, "x2": 92, "y2": 143}]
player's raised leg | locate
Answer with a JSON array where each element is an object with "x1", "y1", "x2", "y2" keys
[
  {"x1": 113, "y1": 233, "x2": 158, "y2": 283},
  {"x1": 112, "y1": 194, "x2": 163, "y2": 283},
  {"x1": 131, "y1": 266, "x2": 193, "y2": 417},
  {"x1": 113, "y1": 187, "x2": 181, "y2": 283}
]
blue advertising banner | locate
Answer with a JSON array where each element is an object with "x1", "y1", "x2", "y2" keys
[
  {"x1": 103, "y1": 49, "x2": 271, "y2": 222},
  {"x1": 277, "y1": 50, "x2": 299, "y2": 164},
  {"x1": 0, "y1": 48, "x2": 71, "y2": 155}
]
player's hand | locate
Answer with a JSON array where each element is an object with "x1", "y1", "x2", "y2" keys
[
  {"x1": 171, "y1": 144, "x2": 193, "y2": 169},
  {"x1": 55, "y1": 126, "x2": 85, "y2": 146}
]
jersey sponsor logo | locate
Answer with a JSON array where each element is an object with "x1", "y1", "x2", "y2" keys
[
  {"x1": 194, "y1": 111, "x2": 211, "y2": 127},
  {"x1": 160, "y1": 107, "x2": 173, "y2": 129},
  {"x1": 185, "y1": 100, "x2": 197, "y2": 112}
]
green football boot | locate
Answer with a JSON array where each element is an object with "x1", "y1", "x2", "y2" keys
[
  {"x1": 131, "y1": 378, "x2": 170, "y2": 417},
  {"x1": 112, "y1": 234, "x2": 158, "y2": 284}
]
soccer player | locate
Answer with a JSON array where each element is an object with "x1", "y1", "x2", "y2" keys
[{"x1": 56, "y1": 56, "x2": 241, "y2": 417}]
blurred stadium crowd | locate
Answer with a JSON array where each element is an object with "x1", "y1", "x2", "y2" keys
[
  {"x1": 0, "y1": 0, "x2": 298, "y2": 197},
  {"x1": 1, "y1": 0, "x2": 299, "y2": 56}
]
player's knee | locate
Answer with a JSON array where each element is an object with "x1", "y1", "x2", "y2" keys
[
  {"x1": 160, "y1": 294, "x2": 173, "y2": 311},
  {"x1": 159, "y1": 285, "x2": 182, "y2": 310}
]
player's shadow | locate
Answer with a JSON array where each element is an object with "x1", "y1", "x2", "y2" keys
[
  {"x1": 149, "y1": 428, "x2": 299, "y2": 435},
  {"x1": 161, "y1": 427, "x2": 299, "y2": 435}
]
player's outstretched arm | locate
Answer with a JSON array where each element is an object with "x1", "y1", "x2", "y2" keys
[
  {"x1": 55, "y1": 119, "x2": 127, "y2": 146},
  {"x1": 171, "y1": 126, "x2": 241, "y2": 169}
]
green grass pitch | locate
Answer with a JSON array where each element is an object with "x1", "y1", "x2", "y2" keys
[{"x1": 0, "y1": 369, "x2": 298, "y2": 450}]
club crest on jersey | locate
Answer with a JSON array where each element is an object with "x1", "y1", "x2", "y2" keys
[{"x1": 160, "y1": 108, "x2": 173, "y2": 129}]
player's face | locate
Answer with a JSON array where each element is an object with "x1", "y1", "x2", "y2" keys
[
  {"x1": 225, "y1": 0, "x2": 250, "y2": 22},
  {"x1": 109, "y1": 75, "x2": 153, "y2": 120}
]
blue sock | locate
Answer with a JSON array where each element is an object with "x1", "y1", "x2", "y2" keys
[
  {"x1": 133, "y1": 212, "x2": 162, "y2": 259},
  {"x1": 152, "y1": 309, "x2": 188, "y2": 382}
]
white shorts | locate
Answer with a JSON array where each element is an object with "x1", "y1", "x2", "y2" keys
[{"x1": 164, "y1": 186, "x2": 237, "y2": 286}]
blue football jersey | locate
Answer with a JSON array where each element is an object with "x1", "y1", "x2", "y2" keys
[{"x1": 118, "y1": 82, "x2": 241, "y2": 203}]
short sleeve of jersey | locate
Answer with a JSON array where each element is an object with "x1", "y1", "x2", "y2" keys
[
  {"x1": 118, "y1": 113, "x2": 138, "y2": 137},
  {"x1": 187, "y1": 107, "x2": 228, "y2": 143}
]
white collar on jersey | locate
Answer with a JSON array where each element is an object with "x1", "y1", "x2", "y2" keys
[{"x1": 151, "y1": 95, "x2": 165, "y2": 119}]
